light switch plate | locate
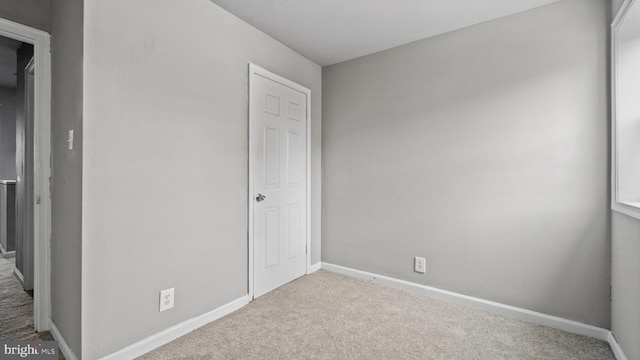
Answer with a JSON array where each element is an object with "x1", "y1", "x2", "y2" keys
[{"x1": 67, "y1": 129, "x2": 74, "y2": 150}]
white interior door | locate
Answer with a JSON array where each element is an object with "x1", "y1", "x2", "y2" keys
[{"x1": 250, "y1": 67, "x2": 308, "y2": 298}]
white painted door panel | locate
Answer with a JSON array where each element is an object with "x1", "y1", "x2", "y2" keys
[{"x1": 251, "y1": 73, "x2": 307, "y2": 298}]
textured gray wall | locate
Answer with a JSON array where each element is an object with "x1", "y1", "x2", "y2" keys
[
  {"x1": 50, "y1": 0, "x2": 83, "y2": 356},
  {"x1": 0, "y1": 86, "x2": 16, "y2": 179},
  {"x1": 612, "y1": 212, "x2": 640, "y2": 360},
  {"x1": 82, "y1": 1, "x2": 321, "y2": 358},
  {"x1": 322, "y1": 0, "x2": 610, "y2": 327},
  {"x1": 0, "y1": 0, "x2": 50, "y2": 32}
]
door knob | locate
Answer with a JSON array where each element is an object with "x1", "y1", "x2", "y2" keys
[{"x1": 256, "y1": 194, "x2": 266, "y2": 202}]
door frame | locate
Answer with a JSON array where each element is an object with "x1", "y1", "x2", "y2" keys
[
  {"x1": 0, "y1": 18, "x2": 52, "y2": 332},
  {"x1": 248, "y1": 63, "x2": 311, "y2": 300}
]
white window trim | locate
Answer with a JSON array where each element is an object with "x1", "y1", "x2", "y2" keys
[{"x1": 611, "y1": 0, "x2": 640, "y2": 220}]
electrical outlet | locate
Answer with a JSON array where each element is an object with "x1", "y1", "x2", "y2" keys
[
  {"x1": 414, "y1": 257, "x2": 426, "y2": 274},
  {"x1": 159, "y1": 288, "x2": 174, "y2": 312}
]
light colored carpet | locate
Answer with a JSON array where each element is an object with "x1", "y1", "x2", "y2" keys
[
  {"x1": 0, "y1": 255, "x2": 48, "y2": 341},
  {"x1": 0, "y1": 255, "x2": 63, "y2": 359},
  {"x1": 139, "y1": 270, "x2": 614, "y2": 360}
]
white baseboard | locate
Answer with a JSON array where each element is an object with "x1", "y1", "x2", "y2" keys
[
  {"x1": 321, "y1": 262, "x2": 611, "y2": 342},
  {"x1": 99, "y1": 295, "x2": 250, "y2": 360},
  {"x1": 13, "y1": 267, "x2": 24, "y2": 284},
  {"x1": 308, "y1": 262, "x2": 321, "y2": 273},
  {"x1": 608, "y1": 332, "x2": 629, "y2": 360},
  {"x1": 0, "y1": 246, "x2": 15, "y2": 258},
  {"x1": 49, "y1": 320, "x2": 79, "y2": 360},
  {"x1": 84, "y1": 264, "x2": 628, "y2": 360}
]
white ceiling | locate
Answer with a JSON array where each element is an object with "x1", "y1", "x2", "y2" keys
[{"x1": 211, "y1": 0, "x2": 560, "y2": 66}]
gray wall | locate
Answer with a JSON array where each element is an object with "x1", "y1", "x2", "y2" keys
[
  {"x1": 610, "y1": 2, "x2": 640, "y2": 360},
  {"x1": 0, "y1": 86, "x2": 16, "y2": 256},
  {"x1": 50, "y1": 0, "x2": 83, "y2": 356},
  {"x1": 0, "y1": 0, "x2": 50, "y2": 33},
  {"x1": 322, "y1": 0, "x2": 610, "y2": 327},
  {"x1": 81, "y1": 0, "x2": 321, "y2": 358},
  {"x1": 0, "y1": 86, "x2": 16, "y2": 179},
  {"x1": 612, "y1": 212, "x2": 640, "y2": 360}
]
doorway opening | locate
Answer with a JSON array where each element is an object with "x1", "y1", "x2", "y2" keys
[{"x1": 0, "y1": 17, "x2": 52, "y2": 336}]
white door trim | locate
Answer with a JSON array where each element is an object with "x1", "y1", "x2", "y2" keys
[
  {"x1": 0, "y1": 18, "x2": 52, "y2": 332},
  {"x1": 248, "y1": 63, "x2": 311, "y2": 300}
]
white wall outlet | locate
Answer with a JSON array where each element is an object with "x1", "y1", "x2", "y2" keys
[
  {"x1": 159, "y1": 288, "x2": 174, "y2": 312},
  {"x1": 414, "y1": 257, "x2": 426, "y2": 274}
]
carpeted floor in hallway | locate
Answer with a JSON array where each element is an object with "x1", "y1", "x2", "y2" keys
[
  {"x1": 139, "y1": 270, "x2": 614, "y2": 360},
  {"x1": 0, "y1": 255, "x2": 64, "y2": 359}
]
